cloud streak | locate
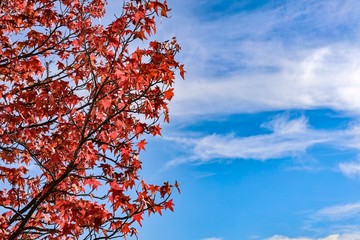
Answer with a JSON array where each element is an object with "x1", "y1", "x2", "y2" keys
[
  {"x1": 200, "y1": 238, "x2": 223, "y2": 240},
  {"x1": 338, "y1": 162, "x2": 360, "y2": 178},
  {"x1": 165, "y1": 115, "x2": 360, "y2": 167},
  {"x1": 267, "y1": 201, "x2": 360, "y2": 240},
  {"x1": 312, "y1": 202, "x2": 360, "y2": 222},
  {"x1": 265, "y1": 233, "x2": 360, "y2": 240}
]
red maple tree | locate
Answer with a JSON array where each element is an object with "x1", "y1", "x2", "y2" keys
[{"x1": 0, "y1": 0, "x2": 183, "y2": 239}]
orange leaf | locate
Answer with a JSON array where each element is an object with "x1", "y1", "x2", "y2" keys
[
  {"x1": 179, "y1": 64, "x2": 185, "y2": 79},
  {"x1": 163, "y1": 88, "x2": 174, "y2": 100}
]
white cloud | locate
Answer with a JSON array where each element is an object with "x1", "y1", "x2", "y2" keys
[
  {"x1": 171, "y1": 44, "x2": 360, "y2": 117},
  {"x1": 312, "y1": 202, "x2": 360, "y2": 221},
  {"x1": 265, "y1": 233, "x2": 360, "y2": 240},
  {"x1": 160, "y1": 0, "x2": 360, "y2": 119},
  {"x1": 339, "y1": 162, "x2": 360, "y2": 178},
  {"x1": 165, "y1": 115, "x2": 360, "y2": 167},
  {"x1": 301, "y1": 203, "x2": 360, "y2": 238},
  {"x1": 201, "y1": 238, "x2": 223, "y2": 240},
  {"x1": 189, "y1": 118, "x2": 315, "y2": 161},
  {"x1": 265, "y1": 235, "x2": 314, "y2": 240}
]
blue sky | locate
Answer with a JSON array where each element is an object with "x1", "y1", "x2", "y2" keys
[{"x1": 128, "y1": 0, "x2": 360, "y2": 239}]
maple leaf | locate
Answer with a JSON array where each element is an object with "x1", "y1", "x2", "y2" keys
[
  {"x1": 57, "y1": 61, "x2": 65, "y2": 70},
  {"x1": 132, "y1": 213, "x2": 143, "y2": 226},
  {"x1": 152, "y1": 124, "x2": 162, "y2": 136},
  {"x1": 137, "y1": 139, "x2": 147, "y2": 151},
  {"x1": 174, "y1": 181, "x2": 181, "y2": 194},
  {"x1": 109, "y1": 131, "x2": 118, "y2": 140},
  {"x1": 163, "y1": 88, "x2": 174, "y2": 100},
  {"x1": 148, "y1": 184, "x2": 159, "y2": 195},
  {"x1": 121, "y1": 147, "x2": 131, "y2": 157},
  {"x1": 84, "y1": 178, "x2": 102, "y2": 190},
  {"x1": 100, "y1": 98, "x2": 112, "y2": 110},
  {"x1": 150, "y1": 205, "x2": 163, "y2": 216},
  {"x1": 133, "y1": 12, "x2": 144, "y2": 24},
  {"x1": 72, "y1": 39, "x2": 81, "y2": 48},
  {"x1": 179, "y1": 64, "x2": 185, "y2": 79},
  {"x1": 121, "y1": 223, "x2": 130, "y2": 235},
  {"x1": 135, "y1": 124, "x2": 144, "y2": 137},
  {"x1": 164, "y1": 199, "x2": 174, "y2": 212}
]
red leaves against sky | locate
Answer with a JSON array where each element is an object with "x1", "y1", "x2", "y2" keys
[{"x1": 0, "y1": 0, "x2": 183, "y2": 239}]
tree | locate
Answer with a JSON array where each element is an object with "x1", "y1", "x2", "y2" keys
[{"x1": 0, "y1": 0, "x2": 183, "y2": 239}]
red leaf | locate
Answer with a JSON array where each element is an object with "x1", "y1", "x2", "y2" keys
[
  {"x1": 174, "y1": 181, "x2": 181, "y2": 194},
  {"x1": 132, "y1": 213, "x2": 143, "y2": 226},
  {"x1": 153, "y1": 205, "x2": 162, "y2": 215},
  {"x1": 72, "y1": 39, "x2": 81, "y2": 48},
  {"x1": 152, "y1": 124, "x2": 162, "y2": 136},
  {"x1": 84, "y1": 178, "x2": 102, "y2": 190},
  {"x1": 179, "y1": 64, "x2": 185, "y2": 79},
  {"x1": 137, "y1": 139, "x2": 146, "y2": 151},
  {"x1": 164, "y1": 199, "x2": 174, "y2": 212},
  {"x1": 163, "y1": 88, "x2": 174, "y2": 100},
  {"x1": 133, "y1": 12, "x2": 143, "y2": 24},
  {"x1": 100, "y1": 98, "x2": 112, "y2": 110},
  {"x1": 109, "y1": 131, "x2": 118, "y2": 140},
  {"x1": 148, "y1": 184, "x2": 159, "y2": 195},
  {"x1": 135, "y1": 124, "x2": 144, "y2": 137},
  {"x1": 57, "y1": 61, "x2": 65, "y2": 70}
]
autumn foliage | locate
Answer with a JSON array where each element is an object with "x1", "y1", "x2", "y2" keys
[{"x1": 0, "y1": 0, "x2": 183, "y2": 239}]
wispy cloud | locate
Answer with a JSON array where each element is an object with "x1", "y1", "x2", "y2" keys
[
  {"x1": 311, "y1": 202, "x2": 360, "y2": 221},
  {"x1": 201, "y1": 238, "x2": 223, "y2": 240},
  {"x1": 165, "y1": 115, "x2": 360, "y2": 167},
  {"x1": 301, "y1": 202, "x2": 360, "y2": 238},
  {"x1": 265, "y1": 233, "x2": 360, "y2": 240},
  {"x1": 338, "y1": 162, "x2": 360, "y2": 178},
  {"x1": 265, "y1": 235, "x2": 317, "y2": 240}
]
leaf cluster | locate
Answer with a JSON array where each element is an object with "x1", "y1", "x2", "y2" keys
[{"x1": 0, "y1": 0, "x2": 183, "y2": 239}]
